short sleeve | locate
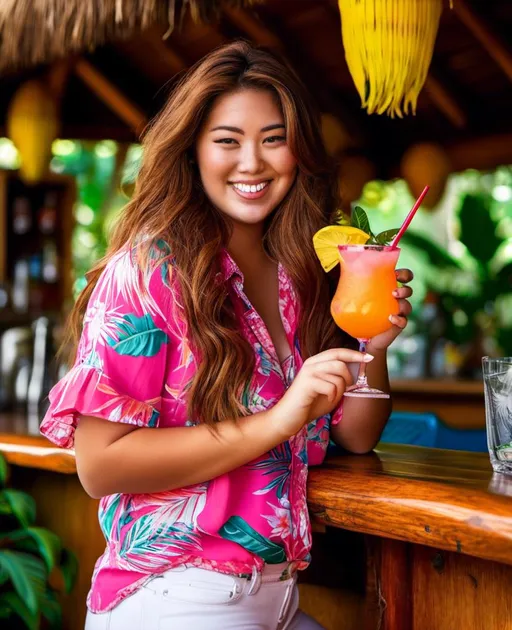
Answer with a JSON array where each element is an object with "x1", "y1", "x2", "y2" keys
[{"x1": 40, "y1": 245, "x2": 173, "y2": 449}]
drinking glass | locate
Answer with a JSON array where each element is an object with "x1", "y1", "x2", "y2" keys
[
  {"x1": 483, "y1": 356, "x2": 512, "y2": 474},
  {"x1": 331, "y1": 245, "x2": 400, "y2": 398}
]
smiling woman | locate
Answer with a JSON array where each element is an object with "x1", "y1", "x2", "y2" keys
[
  {"x1": 196, "y1": 93, "x2": 296, "y2": 219},
  {"x1": 197, "y1": 91, "x2": 296, "y2": 217},
  {"x1": 39, "y1": 40, "x2": 412, "y2": 630}
]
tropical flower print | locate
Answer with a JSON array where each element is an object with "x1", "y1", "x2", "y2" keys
[
  {"x1": 40, "y1": 239, "x2": 341, "y2": 613},
  {"x1": 262, "y1": 498, "x2": 292, "y2": 540}
]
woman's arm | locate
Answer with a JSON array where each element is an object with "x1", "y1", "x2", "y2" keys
[
  {"x1": 330, "y1": 347, "x2": 391, "y2": 453},
  {"x1": 75, "y1": 411, "x2": 283, "y2": 498},
  {"x1": 75, "y1": 348, "x2": 362, "y2": 498}
]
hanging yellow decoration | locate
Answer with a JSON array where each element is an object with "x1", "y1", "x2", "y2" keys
[
  {"x1": 7, "y1": 79, "x2": 59, "y2": 184},
  {"x1": 338, "y1": 0, "x2": 446, "y2": 118}
]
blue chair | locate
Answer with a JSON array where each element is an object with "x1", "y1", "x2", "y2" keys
[{"x1": 380, "y1": 411, "x2": 487, "y2": 452}]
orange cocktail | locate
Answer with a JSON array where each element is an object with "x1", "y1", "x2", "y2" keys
[
  {"x1": 331, "y1": 245, "x2": 400, "y2": 340},
  {"x1": 331, "y1": 244, "x2": 400, "y2": 398}
]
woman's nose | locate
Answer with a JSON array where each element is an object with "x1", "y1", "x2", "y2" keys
[{"x1": 238, "y1": 143, "x2": 264, "y2": 173}]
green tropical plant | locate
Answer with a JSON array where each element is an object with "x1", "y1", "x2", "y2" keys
[
  {"x1": 401, "y1": 192, "x2": 512, "y2": 357},
  {"x1": 0, "y1": 452, "x2": 78, "y2": 630}
]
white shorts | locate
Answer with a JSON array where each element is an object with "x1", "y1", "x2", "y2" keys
[{"x1": 85, "y1": 563, "x2": 325, "y2": 630}]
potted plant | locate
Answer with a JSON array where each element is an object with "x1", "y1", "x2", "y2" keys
[{"x1": 0, "y1": 452, "x2": 77, "y2": 629}]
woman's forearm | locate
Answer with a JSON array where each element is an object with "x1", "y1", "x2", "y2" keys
[
  {"x1": 330, "y1": 348, "x2": 392, "y2": 453},
  {"x1": 77, "y1": 409, "x2": 286, "y2": 498}
]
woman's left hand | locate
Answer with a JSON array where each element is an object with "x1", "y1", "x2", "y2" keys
[{"x1": 368, "y1": 268, "x2": 413, "y2": 352}]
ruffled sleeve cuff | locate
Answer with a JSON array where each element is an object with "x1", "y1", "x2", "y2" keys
[{"x1": 40, "y1": 364, "x2": 160, "y2": 449}]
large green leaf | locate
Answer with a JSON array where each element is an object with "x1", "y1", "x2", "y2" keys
[
  {"x1": 107, "y1": 313, "x2": 169, "y2": 357},
  {"x1": 0, "y1": 490, "x2": 36, "y2": 528},
  {"x1": 458, "y1": 193, "x2": 503, "y2": 265},
  {"x1": 58, "y1": 548, "x2": 79, "y2": 594},
  {"x1": 0, "y1": 592, "x2": 39, "y2": 630},
  {"x1": 0, "y1": 550, "x2": 46, "y2": 616},
  {"x1": 2, "y1": 527, "x2": 62, "y2": 574},
  {"x1": 39, "y1": 588, "x2": 62, "y2": 629},
  {"x1": 0, "y1": 453, "x2": 8, "y2": 488},
  {"x1": 219, "y1": 516, "x2": 286, "y2": 564}
]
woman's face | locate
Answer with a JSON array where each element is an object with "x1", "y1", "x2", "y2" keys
[{"x1": 195, "y1": 88, "x2": 298, "y2": 228}]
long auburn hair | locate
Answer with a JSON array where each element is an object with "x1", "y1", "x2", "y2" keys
[{"x1": 66, "y1": 40, "x2": 352, "y2": 427}]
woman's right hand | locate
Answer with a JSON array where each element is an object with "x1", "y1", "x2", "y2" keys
[{"x1": 268, "y1": 348, "x2": 372, "y2": 440}]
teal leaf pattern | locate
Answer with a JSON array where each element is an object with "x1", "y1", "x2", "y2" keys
[
  {"x1": 107, "y1": 313, "x2": 169, "y2": 357},
  {"x1": 219, "y1": 516, "x2": 286, "y2": 564},
  {"x1": 251, "y1": 442, "x2": 291, "y2": 499}
]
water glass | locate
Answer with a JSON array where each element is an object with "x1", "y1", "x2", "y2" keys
[{"x1": 483, "y1": 356, "x2": 512, "y2": 474}]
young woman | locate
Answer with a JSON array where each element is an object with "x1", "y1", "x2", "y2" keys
[{"x1": 41, "y1": 41, "x2": 413, "y2": 629}]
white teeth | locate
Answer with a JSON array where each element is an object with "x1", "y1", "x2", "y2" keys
[{"x1": 233, "y1": 181, "x2": 269, "y2": 193}]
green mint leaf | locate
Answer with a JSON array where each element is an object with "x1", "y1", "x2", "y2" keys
[
  {"x1": 351, "y1": 206, "x2": 371, "y2": 236},
  {"x1": 375, "y1": 228, "x2": 399, "y2": 245}
]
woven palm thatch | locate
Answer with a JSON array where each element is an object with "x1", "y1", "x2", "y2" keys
[
  {"x1": 338, "y1": 0, "x2": 450, "y2": 118},
  {"x1": 0, "y1": 0, "x2": 261, "y2": 72}
]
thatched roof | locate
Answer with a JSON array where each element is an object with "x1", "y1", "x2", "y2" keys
[
  {"x1": 0, "y1": 0, "x2": 261, "y2": 72},
  {"x1": 0, "y1": 0, "x2": 511, "y2": 176}
]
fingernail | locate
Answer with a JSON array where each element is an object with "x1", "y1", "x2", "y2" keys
[
  {"x1": 389, "y1": 315, "x2": 395, "y2": 322},
  {"x1": 392, "y1": 290, "x2": 399, "y2": 297},
  {"x1": 363, "y1": 354, "x2": 374, "y2": 362}
]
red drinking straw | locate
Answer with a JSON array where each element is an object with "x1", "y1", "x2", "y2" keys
[{"x1": 390, "y1": 185, "x2": 430, "y2": 249}]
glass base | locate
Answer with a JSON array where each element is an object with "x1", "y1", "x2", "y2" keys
[{"x1": 344, "y1": 385, "x2": 390, "y2": 399}]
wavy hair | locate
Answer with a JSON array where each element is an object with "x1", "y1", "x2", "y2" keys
[{"x1": 66, "y1": 40, "x2": 352, "y2": 427}]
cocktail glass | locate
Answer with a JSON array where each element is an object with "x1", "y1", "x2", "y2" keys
[{"x1": 331, "y1": 245, "x2": 400, "y2": 398}]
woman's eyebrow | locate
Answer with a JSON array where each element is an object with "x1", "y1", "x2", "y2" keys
[{"x1": 209, "y1": 123, "x2": 285, "y2": 134}]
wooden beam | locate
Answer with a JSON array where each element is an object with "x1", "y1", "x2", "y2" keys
[
  {"x1": 423, "y1": 75, "x2": 467, "y2": 129},
  {"x1": 454, "y1": 0, "x2": 512, "y2": 83},
  {"x1": 74, "y1": 58, "x2": 148, "y2": 134}
]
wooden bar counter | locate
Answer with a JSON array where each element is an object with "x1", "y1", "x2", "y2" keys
[{"x1": 1, "y1": 413, "x2": 511, "y2": 630}]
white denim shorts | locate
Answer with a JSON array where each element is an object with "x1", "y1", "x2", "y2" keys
[{"x1": 85, "y1": 563, "x2": 325, "y2": 630}]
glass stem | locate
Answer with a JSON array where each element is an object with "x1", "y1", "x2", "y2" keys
[{"x1": 355, "y1": 339, "x2": 370, "y2": 389}]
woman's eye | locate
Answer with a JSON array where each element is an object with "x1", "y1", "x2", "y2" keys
[
  {"x1": 264, "y1": 136, "x2": 286, "y2": 144},
  {"x1": 214, "y1": 138, "x2": 238, "y2": 145}
]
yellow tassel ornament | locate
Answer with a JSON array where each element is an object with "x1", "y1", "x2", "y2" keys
[{"x1": 338, "y1": 0, "x2": 447, "y2": 118}]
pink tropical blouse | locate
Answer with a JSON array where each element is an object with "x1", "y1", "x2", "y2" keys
[{"x1": 40, "y1": 239, "x2": 342, "y2": 613}]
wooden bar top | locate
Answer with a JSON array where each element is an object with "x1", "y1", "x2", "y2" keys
[
  {"x1": 1, "y1": 412, "x2": 511, "y2": 568},
  {"x1": 308, "y1": 444, "x2": 512, "y2": 567}
]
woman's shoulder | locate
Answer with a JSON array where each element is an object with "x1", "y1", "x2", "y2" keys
[{"x1": 96, "y1": 237, "x2": 178, "y2": 319}]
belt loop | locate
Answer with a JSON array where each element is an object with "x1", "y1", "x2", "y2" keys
[
  {"x1": 247, "y1": 565, "x2": 262, "y2": 596},
  {"x1": 277, "y1": 576, "x2": 296, "y2": 623}
]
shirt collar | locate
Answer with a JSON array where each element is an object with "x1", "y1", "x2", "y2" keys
[{"x1": 219, "y1": 249, "x2": 245, "y2": 284}]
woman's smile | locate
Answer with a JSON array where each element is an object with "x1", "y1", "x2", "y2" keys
[{"x1": 230, "y1": 179, "x2": 272, "y2": 200}]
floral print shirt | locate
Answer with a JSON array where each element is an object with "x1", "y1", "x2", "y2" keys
[{"x1": 40, "y1": 240, "x2": 343, "y2": 613}]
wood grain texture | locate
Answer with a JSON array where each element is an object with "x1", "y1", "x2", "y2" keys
[
  {"x1": 0, "y1": 423, "x2": 76, "y2": 474},
  {"x1": 412, "y1": 545, "x2": 512, "y2": 630},
  {"x1": 308, "y1": 445, "x2": 512, "y2": 567},
  {"x1": 366, "y1": 537, "x2": 412, "y2": 630}
]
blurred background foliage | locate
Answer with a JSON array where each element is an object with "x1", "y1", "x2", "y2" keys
[{"x1": 0, "y1": 136, "x2": 510, "y2": 378}]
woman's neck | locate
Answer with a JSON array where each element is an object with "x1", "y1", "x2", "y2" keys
[{"x1": 227, "y1": 222, "x2": 269, "y2": 273}]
